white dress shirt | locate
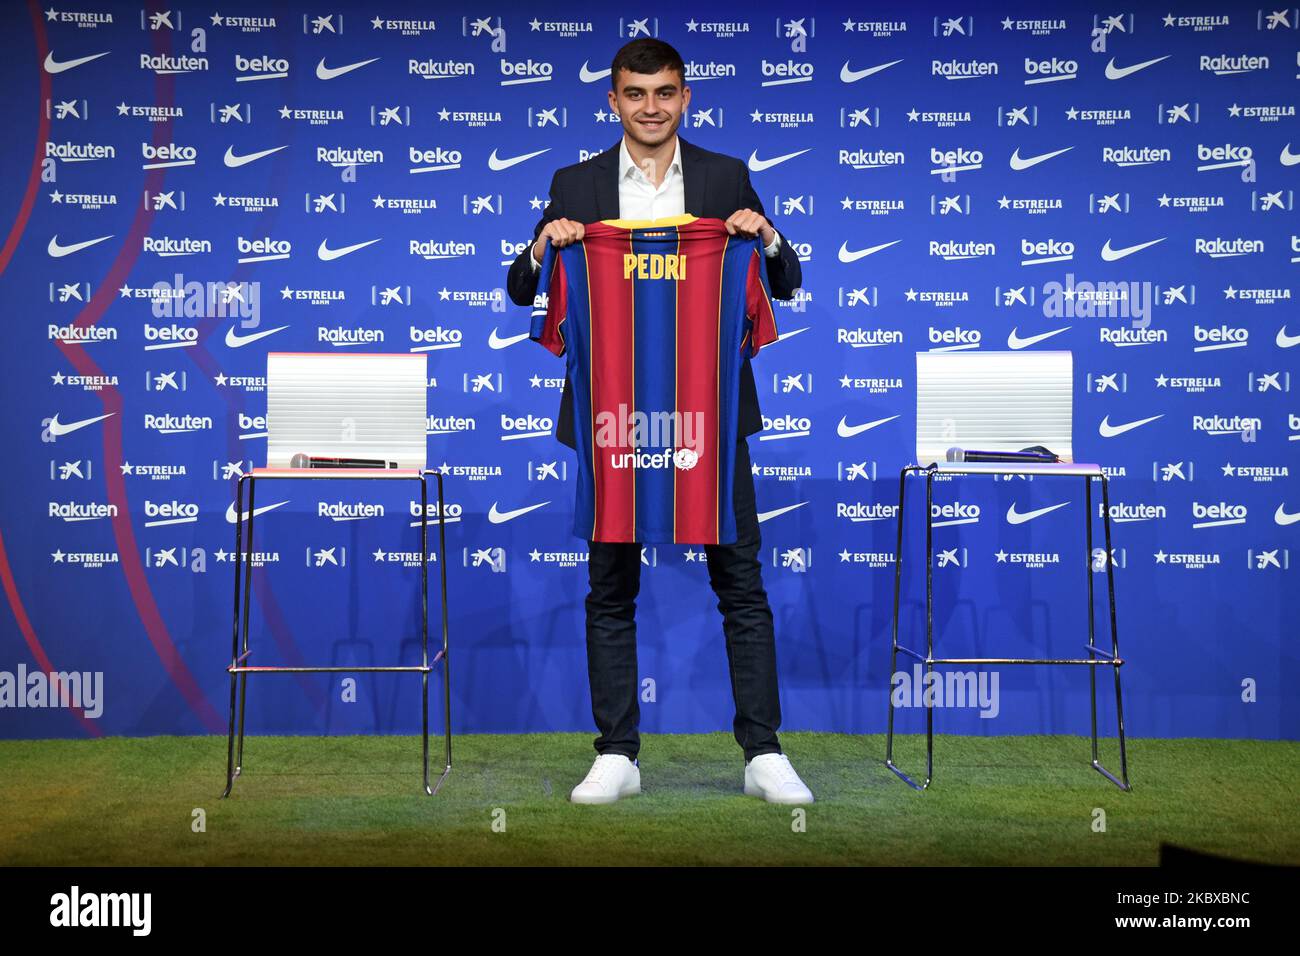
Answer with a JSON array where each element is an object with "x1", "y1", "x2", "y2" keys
[{"x1": 531, "y1": 135, "x2": 782, "y2": 270}]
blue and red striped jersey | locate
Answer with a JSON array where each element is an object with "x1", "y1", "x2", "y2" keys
[{"x1": 530, "y1": 214, "x2": 780, "y2": 545}]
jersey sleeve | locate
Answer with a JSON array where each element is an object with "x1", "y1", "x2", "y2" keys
[
  {"x1": 529, "y1": 239, "x2": 568, "y2": 357},
  {"x1": 743, "y1": 243, "x2": 780, "y2": 357}
]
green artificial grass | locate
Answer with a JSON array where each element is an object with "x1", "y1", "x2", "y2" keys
[{"x1": 0, "y1": 733, "x2": 1296, "y2": 866}]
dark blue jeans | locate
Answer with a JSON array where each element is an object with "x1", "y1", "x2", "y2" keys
[{"x1": 584, "y1": 437, "x2": 783, "y2": 763}]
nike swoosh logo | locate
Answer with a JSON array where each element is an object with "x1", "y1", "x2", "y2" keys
[
  {"x1": 225, "y1": 324, "x2": 289, "y2": 348},
  {"x1": 226, "y1": 500, "x2": 289, "y2": 524},
  {"x1": 1277, "y1": 326, "x2": 1300, "y2": 348},
  {"x1": 316, "y1": 57, "x2": 379, "y2": 81},
  {"x1": 488, "y1": 328, "x2": 530, "y2": 349},
  {"x1": 44, "y1": 51, "x2": 109, "y2": 74},
  {"x1": 48, "y1": 234, "x2": 114, "y2": 257},
  {"x1": 840, "y1": 59, "x2": 902, "y2": 83},
  {"x1": 837, "y1": 414, "x2": 899, "y2": 438},
  {"x1": 757, "y1": 502, "x2": 808, "y2": 523},
  {"x1": 318, "y1": 238, "x2": 381, "y2": 261},
  {"x1": 1101, "y1": 237, "x2": 1165, "y2": 261},
  {"x1": 838, "y1": 239, "x2": 900, "y2": 263},
  {"x1": 748, "y1": 148, "x2": 810, "y2": 172},
  {"x1": 488, "y1": 147, "x2": 550, "y2": 171},
  {"x1": 1007, "y1": 326, "x2": 1070, "y2": 349},
  {"x1": 224, "y1": 145, "x2": 289, "y2": 168},
  {"x1": 1099, "y1": 414, "x2": 1163, "y2": 438},
  {"x1": 1281, "y1": 144, "x2": 1300, "y2": 167},
  {"x1": 1275, "y1": 504, "x2": 1300, "y2": 526},
  {"x1": 775, "y1": 327, "x2": 809, "y2": 343},
  {"x1": 1006, "y1": 501, "x2": 1070, "y2": 525},
  {"x1": 1104, "y1": 55, "x2": 1170, "y2": 80},
  {"x1": 46, "y1": 412, "x2": 114, "y2": 437},
  {"x1": 1009, "y1": 146, "x2": 1073, "y2": 171},
  {"x1": 487, "y1": 501, "x2": 549, "y2": 524},
  {"x1": 578, "y1": 61, "x2": 611, "y2": 83}
]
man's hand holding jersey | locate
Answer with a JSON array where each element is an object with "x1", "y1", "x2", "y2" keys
[
  {"x1": 724, "y1": 208, "x2": 775, "y2": 248},
  {"x1": 532, "y1": 218, "x2": 586, "y2": 265}
]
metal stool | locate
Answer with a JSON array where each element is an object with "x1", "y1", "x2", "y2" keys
[
  {"x1": 222, "y1": 353, "x2": 451, "y2": 797},
  {"x1": 884, "y1": 350, "x2": 1130, "y2": 791}
]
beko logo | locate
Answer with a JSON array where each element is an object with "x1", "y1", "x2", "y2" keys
[
  {"x1": 1021, "y1": 238, "x2": 1074, "y2": 265},
  {"x1": 762, "y1": 415, "x2": 812, "y2": 438},
  {"x1": 144, "y1": 324, "x2": 198, "y2": 349},
  {"x1": 237, "y1": 236, "x2": 291, "y2": 262},
  {"x1": 144, "y1": 500, "x2": 199, "y2": 527},
  {"x1": 1024, "y1": 57, "x2": 1078, "y2": 83},
  {"x1": 409, "y1": 326, "x2": 464, "y2": 350},
  {"x1": 931, "y1": 146, "x2": 983, "y2": 174},
  {"x1": 500, "y1": 59, "x2": 554, "y2": 84},
  {"x1": 409, "y1": 146, "x2": 463, "y2": 172},
  {"x1": 1193, "y1": 325, "x2": 1249, "y2": 351},
  {"x1": 931, "y1": 503, "x2": 981, "y2": 526},
  {"x1": 929, "y1": 327, "x2": 981, "y2": 350},
  {"x1": 234, "y1": 54, "x2": 289, "y2": 80},
  {"x1": 761, "y1": 60, "x2": 814, "y2": 84},
  {"x1": 1192, "y1": 501, "x2": 1248, "y2": 528},
  {"x1": 1196, "y1": 143, "x2": 1253, "y2": 170},
  {"x1": 501, "y1": 414, "x2": 552, "y2": 439},
  {"x1": 140, "y1": 143, "x2": 195, "y2": 169}
]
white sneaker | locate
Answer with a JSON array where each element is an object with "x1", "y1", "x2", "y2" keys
[
  {"x1": 744, "y1": 753, "x2": 814, "y2": 805},
  {"x1": 570, "y1": 754, "x2": 641, "y2": 805}
]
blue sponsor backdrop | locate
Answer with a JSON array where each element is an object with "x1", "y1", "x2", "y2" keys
[{"x1": 1, "y1": 0, "x2": 1296, "y2": 744}]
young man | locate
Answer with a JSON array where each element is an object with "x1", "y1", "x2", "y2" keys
[{"x1": 505, "y1": 38, "x2": 812, "y2": 806}]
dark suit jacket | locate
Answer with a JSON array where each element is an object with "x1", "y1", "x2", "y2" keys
[{"x1": 506, "y1": 134, "x2": 803, "y2": 449}]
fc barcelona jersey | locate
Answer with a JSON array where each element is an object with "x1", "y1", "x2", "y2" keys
[{"x1": 530, "y1": 214, "x2": 780, "y2": 545}]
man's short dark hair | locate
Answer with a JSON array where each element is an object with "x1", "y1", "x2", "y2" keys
[{"x1": 610, "y1": 38, "x2": 686, "y2": 92}]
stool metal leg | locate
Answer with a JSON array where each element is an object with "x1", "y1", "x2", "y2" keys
[
  {"x1": 433, "y1": 470, "x2": 453, "y2": 794},
  {"x1": 885, "y1": 466, "x2": 931, "y2": 790},
  {"x1": 923, "y1": 468, "x2": 935, "y2": 786},
  {"x1": 1085, "y1": 476, "x2": 1099, "y2": 766},
  {"x1": 235, "y1": 475, "x2": 256, "y2": 780},
  {"x1": 420, "y1": 474, "x2": 431, "y2": 796},
  {"x1": 222, "y1": 474, "x2": 248, "y2": 798},
  {"x1": 1094, "y1": 473, "x2": 1130, "y2": 791}
]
